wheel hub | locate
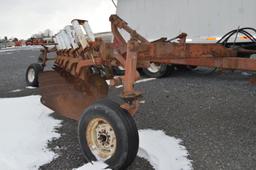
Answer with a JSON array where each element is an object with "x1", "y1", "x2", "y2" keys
[
  {"x1": 28, "y1": 68, "x2": 35, "y2": 82},
  {"x1": 147, "y1": 63, "x2": 161, "y2": 73},
  {"x1": 96, "y1": 124, "x2": 112, "y2": 147},
  {"x1": 86, "y1": 118, "x2": 116, "y2": 160}
]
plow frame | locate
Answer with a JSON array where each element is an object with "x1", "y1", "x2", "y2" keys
[{"x1": 39, "y1": 15, "x2": 256, "y2": 116}]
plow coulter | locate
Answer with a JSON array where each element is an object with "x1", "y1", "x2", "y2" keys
[{"x1": 25, "y1": 15, "x2": 256, "y2": 169}]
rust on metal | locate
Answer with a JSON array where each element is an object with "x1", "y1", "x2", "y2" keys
[
  {"x1": 39, "y1": 71, "x2": 108, "y2": 120},
  {"x1": 37, "y1": 14, "x2": 256, "y2": 118}
]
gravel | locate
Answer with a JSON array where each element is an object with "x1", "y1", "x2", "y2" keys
[{"x1": 1, "y1": 48, "x2": 256, "y2": 170}]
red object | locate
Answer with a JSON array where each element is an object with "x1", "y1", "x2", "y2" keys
[{"x1": 25, "y1": 38, "x2": 46, "y2": 46}]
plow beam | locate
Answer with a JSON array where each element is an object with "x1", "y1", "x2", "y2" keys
[{"x1": 150, "y1": 57, "x2": 256, "y2": 72}]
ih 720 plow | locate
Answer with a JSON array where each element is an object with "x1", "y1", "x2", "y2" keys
[{"x1": 25, "y1": 15, "x2": 256, "y2": 169}]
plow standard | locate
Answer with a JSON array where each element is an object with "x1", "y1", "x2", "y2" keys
[{"x1": 26, "y1": 15, "x2": 256, "y2": 169}]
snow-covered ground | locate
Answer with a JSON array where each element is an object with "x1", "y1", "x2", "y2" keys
[
  {"x1": 0, "y1": 96, "x2": 192, "y2": 170},
  {"x1": 74, "y1": 162, "x2": 110, "y2": 170},
  {"x1": 138, "y1": 129, "x2": 192, "y2": 170},
  {"x1": 106, "y1": 78, "x2": 156, "y2": 89},
  {"x1": 75, "y1": 130, "x2": 192, "y2": 170},
  {"x1": 0, "y1": 96, "x2": 61, "y2": 170},
  {"x1": 9, "y1": 89, "x2": 23, "y2": 93},
  {"x1": 115, "y1": 78, "x2": 156, "y2": 89},
  {"x1": 0, "y1": 46, "x2": 42, "y2": 53}
]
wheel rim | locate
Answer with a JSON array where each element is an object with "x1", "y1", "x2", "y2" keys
[
  {"x1": 28, "y1": 68, "x2": 35, "y2": 83},
  {"x1": 147, "y1": 63, "x2": 161, "y2": 73},
  {"x1": 86, "y1": 118, "x2": 117, "y2": 161}
]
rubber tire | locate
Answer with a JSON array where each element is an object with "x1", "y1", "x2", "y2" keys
[
  {"x1": 112, "y1": 66, "x2": 125, "y2": 76},
  {"x1": 78, "y1": 99, "x2": 139, "y2": 170},
  {"x1": 25, "y1": 63, "x2": 43, "y2": 87},
  {"x1": 142, "y1": 64, "x2": 172, "y2": 78},
  {"x1": 175, "y1": 65, "x2": 197, "y2": 71}
]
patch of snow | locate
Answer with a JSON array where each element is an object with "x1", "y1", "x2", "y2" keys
[
  {"x1": 26, "y1": 86, "x2": 37, "y2": 89},
  {"x1": 0, "y1": 46, "x2": 42, "y2": 53},
  {"x1": 9, "y1": 89, "x2": 23, "y2": 93},
  {"x1": 115, "y1": 78, "x2": 156, "y2": 88},
  {"x1": 0, "y1": 96, "x2": 61, "y2": 170},
  {"x1": 73, "y1": 161, "x2": 111, "y2": 170},
  {"x1": 241, "y1": 72, "x2": 253, "y2": 76},
  {"x1": 139, "y1": 100, "x2": 146, "y2": 104},
  {"x1": 75, "y1": 129, "x2": 192, "y2": 170},
  {"x1": 138, "y1": 129, "x2": 193, "y2": 170},
  {"x1": 0, "y1": 95, "x2": 191, "y2": 170},
  {"x1": 25, "y1": 45, "x2": 43, "y2": 51},
  {"x1": 0, "y1": 48, "x2": 18, "y2": 53},
  {"x1": 136, "y1": 78, "x2": 156, "y2": 83}
]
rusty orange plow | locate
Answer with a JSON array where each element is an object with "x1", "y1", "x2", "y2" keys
[{"x1": 25, "y1": 15, "x2": 256, "y2": 169}]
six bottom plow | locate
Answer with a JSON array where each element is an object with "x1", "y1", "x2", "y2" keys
[{"x1": 25, "y1": 15, "x2": 256, "y2": 169}]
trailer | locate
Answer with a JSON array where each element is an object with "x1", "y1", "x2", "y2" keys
[
  {"x1": 117, "y1": 0, "x2": 256, "y2": 42},
  {"x1": 116, "y1": 0, "x2": 256, "y2": 77}
]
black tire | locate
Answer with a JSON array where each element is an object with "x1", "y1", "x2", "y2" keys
[
  {"x1": 25, "y1": 63, "x2": 43, "y2": 87},
  {"x1": 175, "y1": 65, "x2": 197, "y2": 71},
  {"x1": 78, "y1": 99, "x2": 139, "y2": 170},
  {"x1": 112, "y1": 66, "x2": 125, "y2": 76},
  {"x1": 186, "y1": 65, "x2": 197, "y2": 70},
  {"x1": 142, "y1": 63, "x2": 173, "y2": 78}
]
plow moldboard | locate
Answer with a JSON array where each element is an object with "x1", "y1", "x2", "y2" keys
[{"x1": 39, "y1": 71, "x2": 108, "y2": 120}]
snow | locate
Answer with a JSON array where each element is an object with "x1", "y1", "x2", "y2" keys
[
  {"x1": 0, "y1": 47, "x2": 20, "y2": 53},
  {"x1": 138, "y1": 129, "x2": 193, "y2": 170},
  {"x1": 106, "y1": 78, "x2": 156, "y2": 89},
  {"x1": 115, "y1": 78, "x2": 156, "y2": 88},
  {"x1": 9, "y1": 89, "x2": 23, "y2": 93},
  {"x1": 136, "y1": 78, "x2": 156, "y2": 83},
  {"x1": 75, "y1": 129, "x2": 192, "y2": 170},
  {"x1": 241, "y1": 72, "x2": 253, "y2": 76},
  {"x1": 0, "y1": 95, "x2": 192, "y2": 170},
  {"x1": 26, "y1": 86, "x2": 37, "y2": 89},
  {"x1": 73, "y1": 161, "x2": 110, "y2": 170},
  {"x1": 0, "y1": 46, "x2": 41, "y2": 53},
  {"x1": 0, "y1": 96, "x2": 61, "y2": 170}
]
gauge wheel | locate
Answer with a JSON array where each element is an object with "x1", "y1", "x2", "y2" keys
[
  {"x1": 142, "y1": 63, "x2": 173, "y2": 78},
  {"x1": 25, "y1": 63, "x2": 43, "y2": 87},
  {"x1": 78, "y1": 99, "x2": 139, "y2": 169}
]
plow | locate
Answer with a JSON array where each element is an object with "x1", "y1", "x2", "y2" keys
[{"x1": 25, "y1": 15, "x2": 256, "y2": 169}]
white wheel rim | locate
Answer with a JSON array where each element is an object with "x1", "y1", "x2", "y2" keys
[
  {"x1": 86, "y1": 118, "x2": 117, "y2": 161},
  {"x1": 147, "y1": 63, "x2": 161, "y2": 73},
  {"x1": 28, "y1": 68, "x2": 35, "y2": 83}
]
